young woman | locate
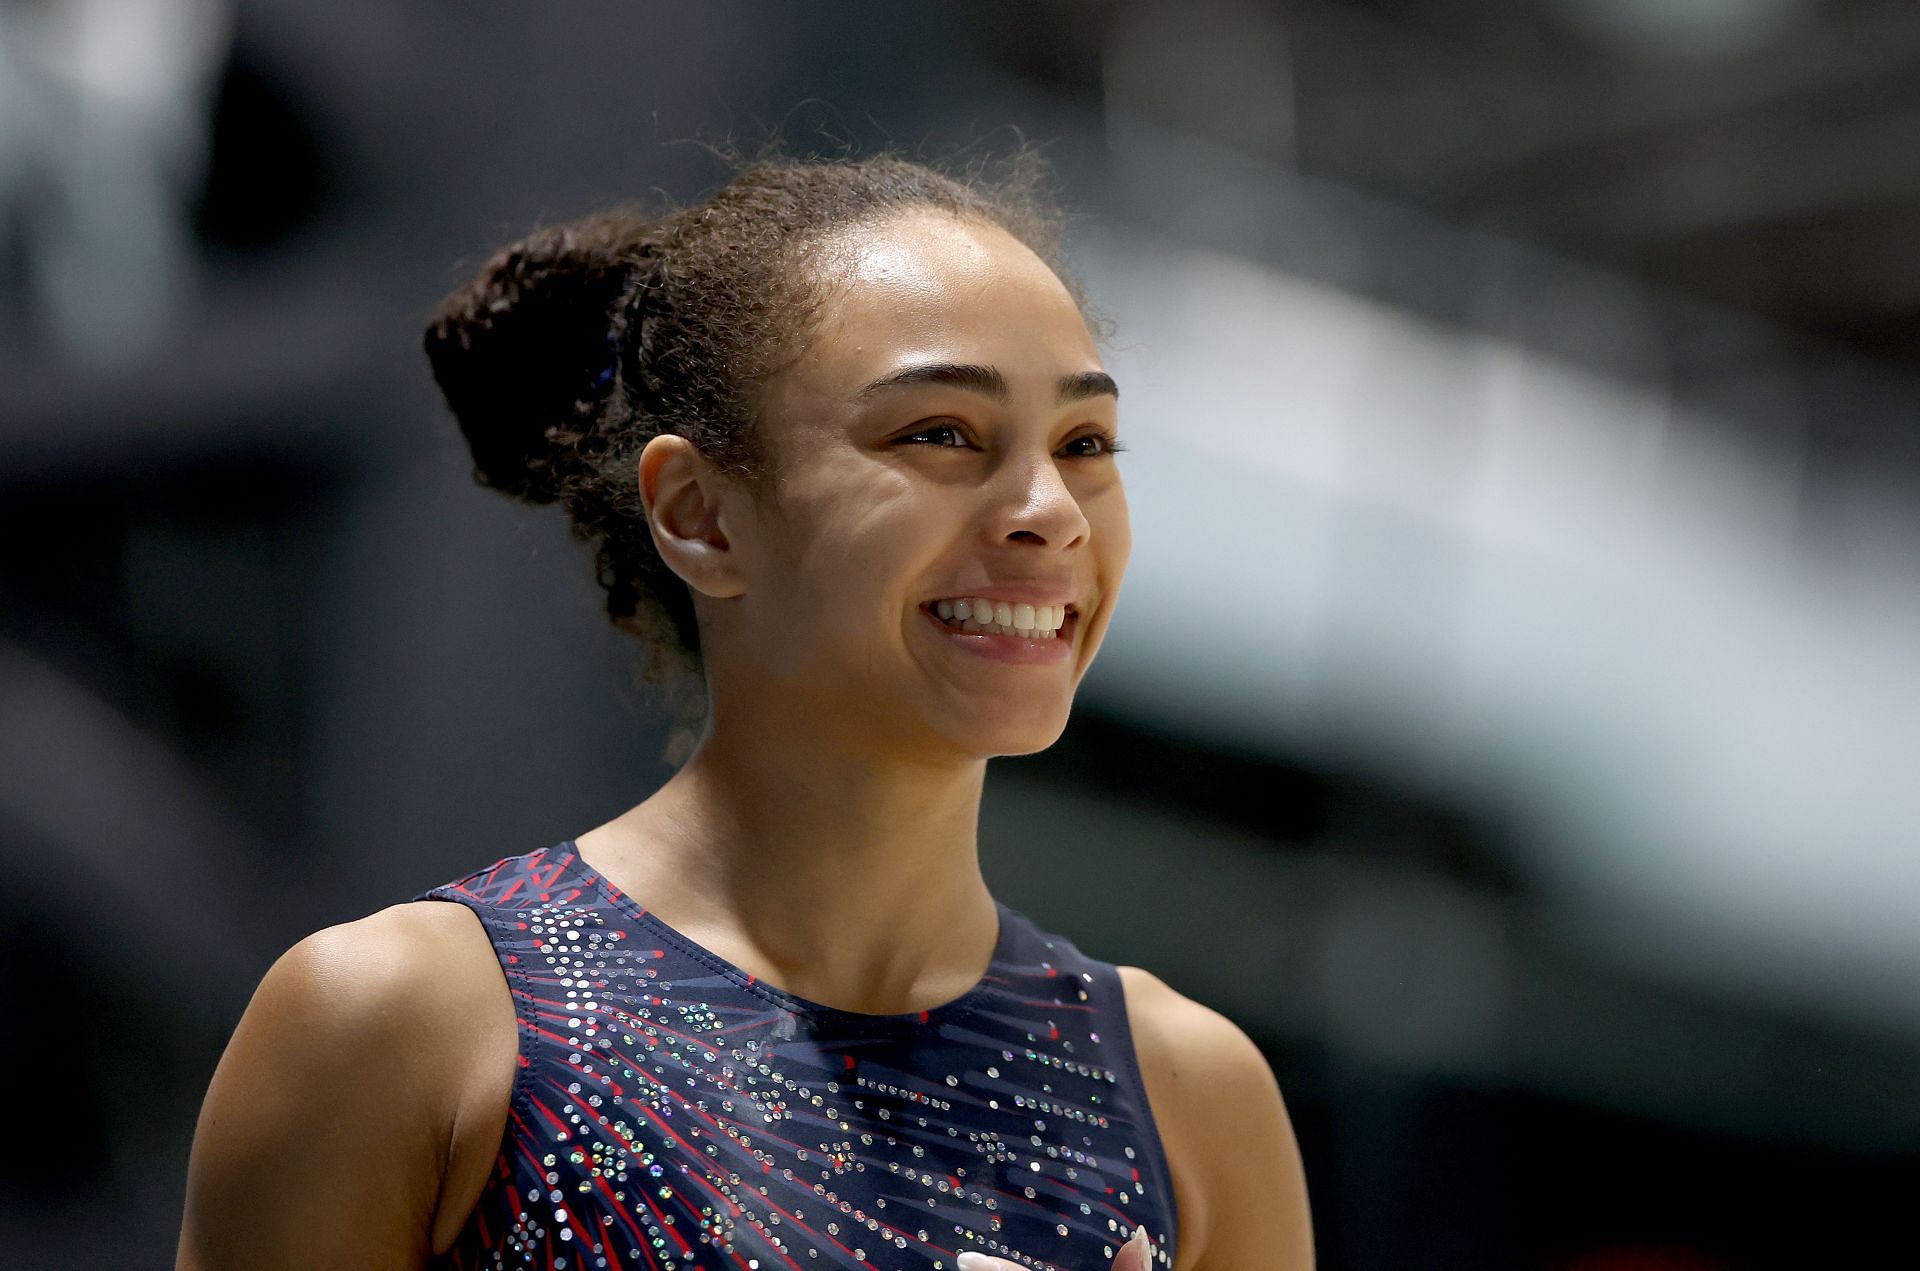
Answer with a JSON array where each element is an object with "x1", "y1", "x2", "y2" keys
[{"x1": 178, "y1": 152, "x2": 1313, "y2": 1271}]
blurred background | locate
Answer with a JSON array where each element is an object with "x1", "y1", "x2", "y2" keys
[{"x1": 2, "y1": 0, "x2": 1916, "y2": 1266}]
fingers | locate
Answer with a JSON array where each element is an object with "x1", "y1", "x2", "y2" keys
[
  {"x1": 1115, "y1": 1226, "x2": 1155, "y2": 1271},
  {"x1": 952, "y1": 1225, "x2": 1155, "y2": 1271}
]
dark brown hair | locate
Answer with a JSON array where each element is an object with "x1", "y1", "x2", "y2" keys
[{"x1": 422, "y1": 147, "x2": 1088, "y2": 762}]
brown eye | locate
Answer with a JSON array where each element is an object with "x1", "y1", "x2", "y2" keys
[
  {"x1": 899, "y1": 423, "x2": 971, "y2": 448},
  {"x1": 1062, "y1": 431, "x2": 1127, "y2": 458}
]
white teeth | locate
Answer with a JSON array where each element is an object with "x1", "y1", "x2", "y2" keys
[{"x1": 931, "y1": 596, "x2": 1075, "y2": 639}]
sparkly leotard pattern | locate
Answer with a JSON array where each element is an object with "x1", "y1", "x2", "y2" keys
[{"x1": 411, "y1": 843, "x2": 1179, "y2": 1271}]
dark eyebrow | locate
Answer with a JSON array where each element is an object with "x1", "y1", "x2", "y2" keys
[
  {"x1": 1057, "y1": 370, "x2": 1119, "y2": 403},
  {"x1": 853, "y1": 362, "x2": 1119, "y2": 404}
]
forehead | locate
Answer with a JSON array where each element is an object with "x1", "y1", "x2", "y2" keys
[{"x1": 797, "y1": 211, "x2": 1099, "y2": 390}]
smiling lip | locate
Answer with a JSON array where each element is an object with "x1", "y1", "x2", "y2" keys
[{"x1": 919, "y1": 603, "x2": 1077, "y2": 665}]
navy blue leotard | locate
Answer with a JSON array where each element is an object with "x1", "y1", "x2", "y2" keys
[{"x1": 411, "y1": 842, "x2": 1179, "y2": 1271}]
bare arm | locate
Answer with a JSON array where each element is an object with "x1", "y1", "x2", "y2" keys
[
  {"x1": 1122, "y1": 966, "x2": 1315, "y2": 1271},
  {"x1": 176, "y1": 906, "x2": 468, "y2": 1270}
]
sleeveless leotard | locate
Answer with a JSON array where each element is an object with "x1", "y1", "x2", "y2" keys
[{"x1": 411, "y1": 842, "x2": 1179, "y2": 1271}]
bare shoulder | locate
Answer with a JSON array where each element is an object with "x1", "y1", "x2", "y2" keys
[
  {"x1": 289, "y1": 897, "x2": 497, "y2": 998},
  {"x1": 1117, "y1": 966, "x2": 1315, "y2": 1271},
  {"x1": 248, "y1": 899, "x2": 507, "y2": 1073},
  {"x1": 177, "y1": 899, "x2": 512, "y2": 1269}
]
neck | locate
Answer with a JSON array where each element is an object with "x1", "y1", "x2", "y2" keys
[{"x1": 576, "y1": 707, "x2": 999, "y2": 1016}]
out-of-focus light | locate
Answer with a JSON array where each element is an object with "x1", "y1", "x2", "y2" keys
[
  {"x1": 1075, "y1": 219, "x2": 1920, "y2": 1035},
  {"x1": 1555, "y1": 0, "x2": 1803, "y2": 60},
  {"x1": 0, "y1": 0, "x2": 233, "y2": 368}
]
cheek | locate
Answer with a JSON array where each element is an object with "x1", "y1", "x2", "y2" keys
[
  {"x1": 776, "y1": 474, "x2": 942, "y2": 610},
  {"x1": 1092, "y1": 480, "x2": 1132, "y2": 570}
]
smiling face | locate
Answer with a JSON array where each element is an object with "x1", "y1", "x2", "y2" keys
[{"x1": 700, "y1": 209, "x2": 1131, "y2": 760}]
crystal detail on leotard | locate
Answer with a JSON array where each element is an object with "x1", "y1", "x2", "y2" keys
[{"x1": 411, "y1": 843, "x2": 1178, "y2": 1270}]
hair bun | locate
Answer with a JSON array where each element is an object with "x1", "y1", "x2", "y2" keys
[{"x1": 423, "y1": 218, "x2": 636, "y2": 505}]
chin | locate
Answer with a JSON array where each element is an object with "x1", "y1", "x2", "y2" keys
[
  {"x1": 992, "y1": 735, "x2": 1069, "y2": 759},
  {"x1": 943, "y1": 712, "x2": 1073, "y2": 760}
]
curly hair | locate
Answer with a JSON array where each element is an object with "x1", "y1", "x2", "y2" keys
[{"x1": 421, "y1": 147, "x2": 1090, "y2": 763}]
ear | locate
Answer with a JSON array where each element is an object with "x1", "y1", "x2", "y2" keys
[{"x1": 637, "y1": 434, "x2": 747, "y2": 600}]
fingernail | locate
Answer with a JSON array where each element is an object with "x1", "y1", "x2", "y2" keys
[
  {"x1": 1130, "y1": 1226, "x2": 1154, "y2": 1258},
  {"x1": 956, "y1": 1253, "x2": 993, "y2": 1271}
]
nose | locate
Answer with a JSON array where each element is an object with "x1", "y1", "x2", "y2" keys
[{"x1": 995, "y1": 450, "x2": 1090, "y2": 549}]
